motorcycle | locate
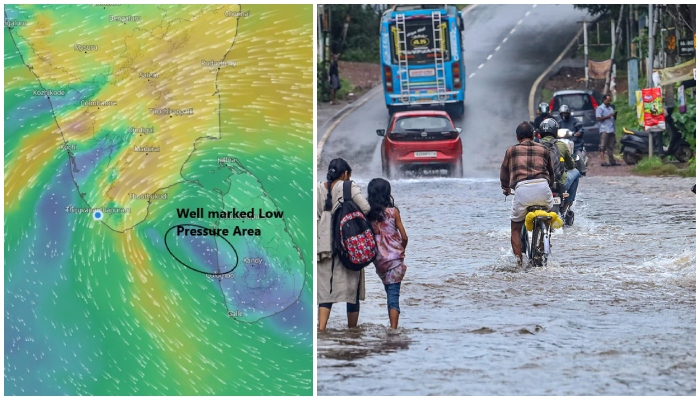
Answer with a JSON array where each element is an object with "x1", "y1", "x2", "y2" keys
[
  {"x1": 620, "y1": 127, "x2": 692, "y2": 165},
  {"x1": 557, "y1": 128, "x2": 588, "y2": 176},
  {"x1": 550, "y1": 183, "x2": 574, "y2": 227}
]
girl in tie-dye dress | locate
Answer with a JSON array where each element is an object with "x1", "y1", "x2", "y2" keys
[{"x1": 367, "y1": 178, "x2": 408, "y2": 329}]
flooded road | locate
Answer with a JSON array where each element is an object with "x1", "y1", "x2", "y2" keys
[{"x1": 317, "y1": 176, "x2": 695, "y2": 395}]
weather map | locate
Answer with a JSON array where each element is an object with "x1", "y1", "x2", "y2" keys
[{"x1": 4, "y1": 4, "x2": 312, "y2": 395}]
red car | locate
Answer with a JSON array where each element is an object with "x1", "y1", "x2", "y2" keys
[{"x1": 376, "y1": 110, "x2": 463, "y2": 178}]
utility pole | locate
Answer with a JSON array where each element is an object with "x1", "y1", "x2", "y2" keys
[
  {"x1": 646, "y1": 4, "x2": 655, "y2": 157},
  {"x1": 583, "y1": 21, "x2": 589, "y2": 89},
  {"x1": 647, "y1": 4, "x2": 655, "y2": 88},
  {"x1": 605, "y1": 6, "x2": 625, "y2": 96}
]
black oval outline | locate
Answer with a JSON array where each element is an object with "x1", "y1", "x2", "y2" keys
[{"x1": 164, "y1": 224, "x2": 238, "y2": 275}]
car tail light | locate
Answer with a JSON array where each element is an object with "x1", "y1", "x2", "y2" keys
[
  {"x1": 452, "y1": 63, "x2": 461, "y2": 89},
  {"x1": 388, "y1": 132, "x2": 406, "y2": 140},
  {"x1": 384, "y1": 65, "x2": 393, "y2": 93},
  {"x1": 441, "y1": 130, "x2": 459, "y2": 139},
  {"x1": 590, "y1": 95, "x2": 598, "y2": 109},
  {"x1": 549, "y1": 98, "x2": 555, "y2": 114}
]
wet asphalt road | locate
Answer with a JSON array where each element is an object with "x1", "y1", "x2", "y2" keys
[{"x1": 318, "y1": 4, "x2": 588, "y2": 177}]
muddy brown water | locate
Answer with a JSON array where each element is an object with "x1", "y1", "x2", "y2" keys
[{"x1": 317, "y1": 175, "x2": 695, "y2": 396}]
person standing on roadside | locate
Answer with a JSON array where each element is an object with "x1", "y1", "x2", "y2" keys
[
  {"x1": 596, "y1": 94, "x2": 619, "y2": 166},
  {"x1": 329, "y1": 54, "x2": 341, "y2": 105}
]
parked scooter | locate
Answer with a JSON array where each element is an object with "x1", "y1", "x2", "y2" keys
[
  {"x1": 620, "y1": 127, "x2": 692, "y2": 165},
  {"x1": 557, "y1": 128, "x2": 588, "y2": 176}
]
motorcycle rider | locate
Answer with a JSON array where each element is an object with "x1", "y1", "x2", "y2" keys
[
  {"x1": 539, "y1": 118, "x2": 580, "y2": 213},
  {"x1": 556, "y1": 104, "x2": 587, "y2": 176},
  {"x1": 533, "y1": 102, "x2": 552, "y2": 132}
]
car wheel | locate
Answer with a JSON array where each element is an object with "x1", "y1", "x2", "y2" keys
[
  {"x1": 384, "y1": 161, "x2": 394, "y2": 179},
  {"x1": 451, "y1": 158, "x2": 463, "y2": 178}
]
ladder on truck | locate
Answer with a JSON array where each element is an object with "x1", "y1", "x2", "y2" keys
[
  {"x1": 431, "y1": 10, "x2": 447, "y2": 102},
  {"x1": 395, "y1": 13, "x2": 410, "y2": 103}
]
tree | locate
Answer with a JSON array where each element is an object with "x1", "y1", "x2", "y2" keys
[
  {"x1": 328, "y1": 4, "x2": 381, "y2": 63},
  {"x1": 573, "y1": 5, "x2": 624, "y2": 18}
]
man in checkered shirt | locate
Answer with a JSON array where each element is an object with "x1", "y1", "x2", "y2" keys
[{"x1": 500, "y1": 121, "x2": 555, "y2": 264}]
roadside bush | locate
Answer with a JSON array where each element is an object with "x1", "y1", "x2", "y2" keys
[
  {"x1": 632, "y1": 155, "x2": 696, "y2": 177},
  {"x1": 334, "y1": 78, "x2": 353, "y2": 101},
  {"x1": 679, "y1": 157, "x2": 696, "y2": 177},
  {"x1": 632, "y1": 156, "x2": 679, "y2": 176},
  {"x1": 672, "y1": 96, "x2": 696, "y2": 150}
]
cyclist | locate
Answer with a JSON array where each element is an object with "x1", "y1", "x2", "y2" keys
[
  {"x1": 500, "y1": 121, "x2": 554, "y2": 264},
  {"x1": 539, "y1": 118, "x2": 580, "y2": 212}
]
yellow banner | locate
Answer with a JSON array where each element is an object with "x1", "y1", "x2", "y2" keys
[
  {"x1": 635, "y1": 90, "x2": 644, "y2": 127},
  {"x1": 657, "y1": 58, "x2": 696, "y2": 86}
]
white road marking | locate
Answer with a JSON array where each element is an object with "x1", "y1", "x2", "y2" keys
[
  {"x1": 510, "y1": 28, "x2": 516, "y2": 34},
  {"x1": 532, "y1": 4, "x2": 537, "y2": 8},
  {"x1": 517, "y1": 19, "x2": 523, "y2": 25},
  {"x1": 525, "y1": 11, "x2": 530, "y2": 16},
  {"x1": 495, "y1": 45, "x2": 501, "y2": 51},
  {"x1": 469, "y1": 72, "x2": 476, "y2": 78},
  {"x1": 478, "y1": 63, "x2": 484, "y2": 69},
  {"x1": 502, "y1": 37, "x2": 508, "y2": 43},
  {"x1": 487, "y1": 54, "x2": 493, "y2": 60}
]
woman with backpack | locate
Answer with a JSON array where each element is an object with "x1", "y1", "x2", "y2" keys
[{"x1": 317, "y1": 158, "x2": 371, "y2": 331}]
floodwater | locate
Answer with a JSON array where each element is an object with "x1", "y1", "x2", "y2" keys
[{"x1": 317, "y1": 175, "x2": 696, "y2": 396}]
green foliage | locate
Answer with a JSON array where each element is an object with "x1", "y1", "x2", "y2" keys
[
  {"x1": 632, "y1": 29, "x2": 649, "y2": 61},
  {"x1": 573, "y1": 5, "x2": 624, "y2": 17},
  {"x1": 540, "y1": 88, "x2": 553, "y2": 104},
  {"x1": 613, "y1": 97, "x2": 641, "y2": 140},
  {"x1": 335, "y1": 78, "x2": 353, "y2": 101},
  {"x1": 672, "y1": 95, "x2": 696, "y2": 149},
  {"x1": 679, "y1": 157, "x2": 696, "y2": 177},
  {"x1": 329, "y1": 5, "x2": 381, "y2": 63},
  {"x1": 632, "y1": 155, "x2": 696, "y2": 177},
  {"x1": 317, "y1": 61, "x2": 330, "y2": 102},
  {"x1": 340, "y1": 48, "x2": 376, "y2": 63},
  {"x1": 632, "y1": 155, "x2": 681, "y2": 176}
]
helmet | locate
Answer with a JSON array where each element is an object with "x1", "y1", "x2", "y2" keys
[
  {"x1": 538, "y1": 102, "x2": 549, "y2": 114},
  {"x1": 539, "y1": 118, "x2": 559, "y2": 136},
  {"x1": 558, "y1": 104, "x2": 570, "y2": 114}
]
